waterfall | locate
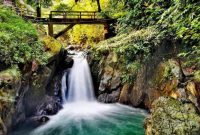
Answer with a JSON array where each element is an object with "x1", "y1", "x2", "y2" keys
[
  {"x1": 65, "y1": 53, "x2": 95, "y2": 102},
  {"x1": 61, "y1": 71, "x2": 67, "y2": 103},
  {"x1": 29, "y1": 51, "x2": 147, "y2": 135}
]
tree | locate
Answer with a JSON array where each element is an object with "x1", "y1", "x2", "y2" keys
[
  {"x1": 75, "y1": 0, "x2": 101, "y2": 12},
  {"x1": 96, "y1": 0, "x2": 101, "y2": 12}
]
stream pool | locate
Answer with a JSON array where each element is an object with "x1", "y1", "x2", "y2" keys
[
  {"x1": 11, "y1": 103, "x2": 147, "y2": 135},
  {"x1": 10, "y1": 52, "x2": 147, "y2": 135}
]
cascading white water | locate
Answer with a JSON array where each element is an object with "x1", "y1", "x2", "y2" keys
[
  {"x1": 61, "y1": 71, "x2": 67, "y2": 103},
  {"x1": 30, "y1": 51, "x2": 147, "y2": 135},
  {"x1": 66, "y1": 53, "x2": 95, "y2": 102}
]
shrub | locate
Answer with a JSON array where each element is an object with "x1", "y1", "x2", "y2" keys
[{"x1": 0, "y1": 6, "x2": 47, "y2": 65}]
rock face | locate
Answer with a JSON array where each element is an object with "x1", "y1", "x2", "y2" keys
[
  {"x1": 90, "y1": 51, "x2": 122, "y2": 103},
  {"x1": 90, "y1": 42, "x2": 200, "y2": 111},
  {"x1": 7, "y1": 51, "x2": 74, "y2": 134},
  {"x1": 0, "y1": 68, "x2": 21, "y2": 135},
  {"x1": 145, "y1": 97, "x2": 200, "y2": 135},
  {"x1": 89, "y1": 38, "x2": 200, "y2": 135}
]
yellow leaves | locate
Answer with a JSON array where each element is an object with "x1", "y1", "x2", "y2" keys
[
  {"x1": 42, "y1": 36, "x2": 62, "y2": 54},
  {"x1": 68, "y1": 24, "x2": 104, "y2": 45}
]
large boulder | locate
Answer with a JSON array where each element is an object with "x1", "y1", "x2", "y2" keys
[
  {"x1": 0, "y1": 68, "x2": 21, "y2": 135},
  {"x1": 145, "y1": 97, "x2": 200, "y2": 135}
]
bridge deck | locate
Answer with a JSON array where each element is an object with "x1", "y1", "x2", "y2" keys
[
  {"x1": 17, "y1": 10, "x2": 115, "y2": 25},
  {"x1": 9, "y1": 5, "x2": 116, "y2": 38}
]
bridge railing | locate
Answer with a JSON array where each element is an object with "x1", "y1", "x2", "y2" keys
[{"x1": 49, "y1": 11, "x2": 101, "y2": 20}]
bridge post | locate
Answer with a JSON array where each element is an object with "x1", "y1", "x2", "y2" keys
[{"x1": 48, "y1": 23, "x2": 53, "y2": 37}]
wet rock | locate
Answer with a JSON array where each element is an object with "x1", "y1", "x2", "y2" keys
[
  {"x1": 129, "y1": 70, "x2": 145, "y2": 106},
  {"x1": 169, "y1": 60, "x2": 183, "y2": 80},
  {"x1": 98, "y1": 88, "x2": 120, "y2": 103},
  {"x1": 60, "y1": 56, "x2": 74, "y2": 70},
  {"x1": 67, "y1": 45, "x2": 82, "y2": 51},
  {"x1": 0, "y1": 117, "x2": 7, "y2": 135},
  {"x1": 186, "y1": 81, "x2": 198, "y2": 97},
  {"x1": 67, "y1": 45, "x2": 75, "y2": 50},
  {"x1": 97, "y1": 93, "x2": 107, "y2": 102},
  {"x1": 110, "y1": 71, "x2": 121, "y2": 90},
  {"x1": 176, "y1": 88, "x2": 187, "y2": 99},
  {"x1": 119, "y1": 83, "x2": 129, "y2": 104},
  {"x1": 36, "y1": 96, "x2": 62, "y2": 116},
  {"x1": 64, "y1": 57, "x2": 74, "y2": 68},
  {"x1": 21, "y1": 115, "x2": 50, "y2": 128},
  {"x1": 145, "y1": 97, "x2": 200, "y2": 135},
  {"x1": 38, "y1": 116, "x2": 50, "y2": 123},
  {"x1": 99, "y1": 66, "x2": 113, "y2": 92}
]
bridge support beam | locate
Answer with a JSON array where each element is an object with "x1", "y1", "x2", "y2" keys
[
  {"x1": 48, "y1": 23, "x2": 54, "y2": 37},
  {"x1": 54, "y1": 24, "x2": 75, "y2": 39}
]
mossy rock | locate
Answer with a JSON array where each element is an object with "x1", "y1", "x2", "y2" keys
[
  {"x1": 42, "y1": 36, "x2": 62, "y2": 55},
  {"x1": 0, "y1": 67, "x2": 20, "y2": 102},
  {"x1": 194, "y1": 70, "x2": 200, "y2": 82},
  {"x1": 145, "y1": 97, "x2": 200, "y2": 135}
]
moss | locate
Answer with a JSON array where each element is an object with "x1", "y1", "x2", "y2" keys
[
  {"x1": 194, "y1": 70, "x2": 200, "y2": 82},
  {"x1": 91, "y1": 27, "x2": 160, "y2": 85},
  {"x1": 42, "y1": 36, "x2": 62, "y2": 55},
  {"x1": 146, "y1": 97, "x2": 200, "y2": 135},
  {"x1": 163, "y1": 62, "x2": 173, "y2": 80},
  {"x1": 0, "y1": 67, "x2": 20, "y2": 103},
  {"x1": 0, "y1": 67, "x2": 20, "y2": 83},
  {"x1": 95, "y1": 27, "x2": 158, "y2": 50}
]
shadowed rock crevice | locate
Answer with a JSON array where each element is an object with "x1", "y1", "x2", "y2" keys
[{"x1": 7, "y1": 50, "x2": 74, "y2": 134}]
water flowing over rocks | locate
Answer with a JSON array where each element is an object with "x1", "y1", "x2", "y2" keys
[
  {"x1": 24, "y1": 52, "x2": 146, "y2": 135},
  {"x1": 89, "y1": 41, "x2": 200, "y2": 134},
  {"x1": 7, "y1": 50, "x2": 73, "y2": 134}
]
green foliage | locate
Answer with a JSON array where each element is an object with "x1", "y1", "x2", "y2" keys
[
  {"x1": 40, "y1": 0, "x2": 110, "y2": 45},
  {"x1": 0, "y1": 6, "x2": 47, "y2": 65},
  {"x1": 91, "y1": 27, "x2": 160, "y2": 84},
  {"x1": 178, "y1": 45, "x2": 200, "y2": 77},
  {"x1": 194, "y1": 70, "x2": 200, "y2": 81},
  {"x1": 26, "y1": 0, "x2": 53, "y2": 7},
  {"x1": 158, "y1": 1, "x2": 200, "y2": 45},
  {"x1": 163, "y1": 62, "x2": 173, "y2": 80},
  {"x1": 95, "y1": 27, "x2": 159, "y2": 61},
  {"x1": 121, "y1": 61, "x2": 141, "y2": 84},
  {"x1": 54, "y1": 3, "x2": 70, "y2": 11},
  {"x1": 117, "y1": 0, "x2": 200, "y2": 47}
]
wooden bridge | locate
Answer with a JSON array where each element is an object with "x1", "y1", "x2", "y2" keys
[{"x1": 12, "y1": 6, "x2": 116, "y2": 39}]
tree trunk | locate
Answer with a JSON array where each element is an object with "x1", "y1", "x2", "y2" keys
[
  {"x1": 97, "y1": 0, "x2": 101, "y2": 12},
  {"x1": 36, "y1": 0, "x2": 41, "y2": 17}
]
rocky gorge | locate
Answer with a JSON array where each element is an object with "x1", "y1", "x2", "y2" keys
[
  {"x1": 0, "y1": 48, "x2": 75, "y2": 135},
  {"x1": 89, "y1": 28, "x2": 200, "y2": 134},
  {"x1": 0, "y1": 0, "x2": 200, "y2": 135}
]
